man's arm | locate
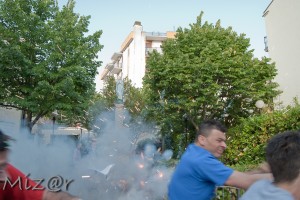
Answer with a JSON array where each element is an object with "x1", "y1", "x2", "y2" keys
[
  {"x1": 225, "y1": 170, "x2": 273, "y2": 190},
  {"x1": 244, "y1": 162, "x2": 271, "y2": 175},
  {"x1": 42, "y1": 190, "x2": 81, "y2": 200}
]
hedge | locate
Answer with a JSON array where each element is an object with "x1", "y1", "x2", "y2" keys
[{"x1": 223, "y1": 103, "x2": 300, "y2": 166}]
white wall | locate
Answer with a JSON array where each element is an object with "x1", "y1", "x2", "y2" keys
[
  {"x1": 0, "y1": 107, "x2": 21, "y2": 134},
  {"x1": 122, "y1": 47, "x2": 129, "y2": 78},
  {"x1": 132, "y1": 23, "x2": 143, "y2": 88},
  {"x1": 117, "y1": 24, "x2": 169, "y2": 88},
  {"x1": 264, "y1": 0, "x2": 300, "y2": 106}
]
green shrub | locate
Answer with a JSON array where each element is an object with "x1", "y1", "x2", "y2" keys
[{"x1": 223, "y1": 103, "x2": 300, "y2": 166}]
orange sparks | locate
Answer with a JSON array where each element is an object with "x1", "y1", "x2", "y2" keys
[{"x1": 138, "y1": 163, "x2": 144, "y2": 169}]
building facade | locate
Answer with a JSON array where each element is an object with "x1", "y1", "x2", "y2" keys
[
  {"x1": 0, "y1": 107, "x2": 21, "y2": 134},
  {"x1": 100, "y1": 21, "x2": 176, "y2": 88},
  {"x1": 263, "y1": 0, "x2": 300, "y2": 106}
]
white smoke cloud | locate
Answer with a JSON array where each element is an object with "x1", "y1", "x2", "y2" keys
[{"x1": 1, "y1": 110, "x2": 175, "y2": 200}]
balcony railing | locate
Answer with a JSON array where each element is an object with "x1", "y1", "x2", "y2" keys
[{"x1": 145, "y1": 32, "x2": 167, "y2": 37}]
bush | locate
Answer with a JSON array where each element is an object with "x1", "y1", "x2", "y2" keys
[{"x1": 223, "y1": 103, "x2": 300, "y2": 166}]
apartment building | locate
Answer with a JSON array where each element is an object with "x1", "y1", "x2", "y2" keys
[
  {"x1": 100, "y1": 21, "x2": 176, "y2": 88},
  {"x1": 263, "y1": 0, "x2": 300, "y2": 106}
]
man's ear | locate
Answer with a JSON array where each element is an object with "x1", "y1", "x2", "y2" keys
[{"x1": 197, "y1": 135, "x2": 206, "y2": 146}]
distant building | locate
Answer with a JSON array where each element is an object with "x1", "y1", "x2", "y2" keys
[
  {"x1": 100, "y1": 21, "x2": 176, "y2": 88},
  {"x1": 34, "y1": 126, "x2": 87, "y2": 145},
  {"x1": 0, "y1": 107, "x2": 21, "y2": 134},
  {"x1": 263, "y1": 0, "x2": 300, "y2": 106}
]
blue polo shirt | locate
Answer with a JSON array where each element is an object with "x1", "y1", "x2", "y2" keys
[{"x1": 168, "y1": 144, "x2": 233, "y2": 200}]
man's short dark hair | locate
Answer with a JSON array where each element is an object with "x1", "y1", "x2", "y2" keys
[
  {"x1": 266, "y1": 130, "x2": 300, "y2": 183},
  {"x1": 197, "y1": 119, "x2": 227, "y2": 138},
  {"x1": 0, "y1": 130, "x2": 13, "y2": 151}
]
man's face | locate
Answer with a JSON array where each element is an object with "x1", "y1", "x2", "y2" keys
[
  {"x1": 0, "y1": 150, "x2": 9, "y2": 182},
  {"x1": 0, "y1": 150, "x2": 8, "y2": 170},
  {"x1": 198, "y1": 129, "x2": 227, "y2": 158}
]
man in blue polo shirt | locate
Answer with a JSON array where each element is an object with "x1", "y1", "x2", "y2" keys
[{"x1": 168, "y1": 119, "x2": 272, "y2": 200}]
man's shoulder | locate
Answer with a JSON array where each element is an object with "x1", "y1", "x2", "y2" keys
[
  {"x1": 186, "y1": 144, "x2": 212, "y2": 157},
  {"x1": 6, "y1": 163, "x2": 27, "y2": 178},
  {"x1": 6, "y1": 163, "x2": 17, "y2": 173},
  {"x1": 240, "y1": 180, "x2": 294, "y2": 200},
  {"x1": 6, "y1": 163, "x2": 21, "y2": 172}
]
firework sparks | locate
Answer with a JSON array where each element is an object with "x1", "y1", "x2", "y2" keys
[
  {"x1": 3, "y1": 40, "x2": 9, "y2": 45},
  {"x1": 140, "y1": 152, "x2": 144, "y2": 160},
  {"x1": 5, "y1": 88, "x2": 11, "y2": 93},
  {"x1": 137, "y1": 163, "x2": 144, "y2": 169},
  {"x1": 99, "y1": 118, "x2": 105, "y2": 122},
  {"x1": 57, "y1": 45, "x2": 64, "y2": 54},
  {"x1": 140, "y1": 180, "x2": 145, "y2": 188},
  {"x1": 15, "y1": 95, "x2": 24, "y2": 99},
  {"x1": 156, "y1": 170, "x2": 164, "y2": 178},
  {"x1": 134, "y1": 106, "x2": 140, "y2": 112},
  {"x1": 93, "y1": 125, "x2": 100, "y2": 129},
  {"x1": 19, "y1": 37, "x2": 26, "y2": 42}
]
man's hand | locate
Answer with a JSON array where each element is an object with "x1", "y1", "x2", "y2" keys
[
  {"x1": 258, "y1": 162, "x2": 271, "y2": 173},
  {"x1": 246, "y1": 162, "x2": 271, "y2": 175},
  {"x1": 42, "y1": 190, "x2": 82, "y2": 200}
]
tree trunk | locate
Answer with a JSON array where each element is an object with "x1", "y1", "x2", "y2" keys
[{"x1": 26, "y1": 111, "x2": 33, "y2": 133}]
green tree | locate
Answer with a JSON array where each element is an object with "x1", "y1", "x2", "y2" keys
[
  {"x1": 123, "y1": 78, "x2": 145, "y2": 118},
  {"x1": 82, "y1": 93, "x2": 108, "y2": 132},
  {"x1": 102, "y1": 76, "x2": 117, "y2": 108},
  {"x1": 144, "y1": 12, "x2": 280, "y2": 149},
  {"x1": 102, "y1": 76, "x2": 146, "y2": 118},
  {"x1": 0, "y1": 0, "x2": 103, "y2": 131},
  {"x1": 58, "y1": 92, "x2": 108, "y2": 131}
]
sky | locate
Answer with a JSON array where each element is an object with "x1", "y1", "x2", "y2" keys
[{"x1": 57, "y1": 0, "x2": 272, "y2": 91}]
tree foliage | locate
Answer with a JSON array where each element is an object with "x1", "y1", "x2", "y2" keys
[
  {"x1": 58, "y1": 92, "x2": 108, "y2": 131},
  {"x1": 143, "y1": 12, "x2": 280, "y2": 150},
  {"x1": 123, "y1": 78, "x2": 146, "y2": 118},
  {"x1": 0, "y1": 0, "x2": 103, "y2": 130},
  {"x1": 223, "y1": 101, "x2": 300, "y2": 166},
  {"x1": 102, "y1": 76, "x2": 146, "y2": 118},
  {"x1": 101, "y1": 76, "x2": 117, "y2": 108}
]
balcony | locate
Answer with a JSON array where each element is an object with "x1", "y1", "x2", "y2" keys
[
  {"x1": 145, "y1": 32, "x2": 167, "y2": 41},
  {"x1": 99, "y1": 63, "x2": 115, "y2": 80},
  {"x1": 105, "y1": 63, "x2": 114, "y2": 70},
  {"x1": 111, "y1": 63, "x2": 122, "y2": 74},
  {"x1": 111, "y1": 52, "x2": 122, "y2": 61},
  {"x1": 145, "y1": 47, "x2": 163, "y2": 56}
]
